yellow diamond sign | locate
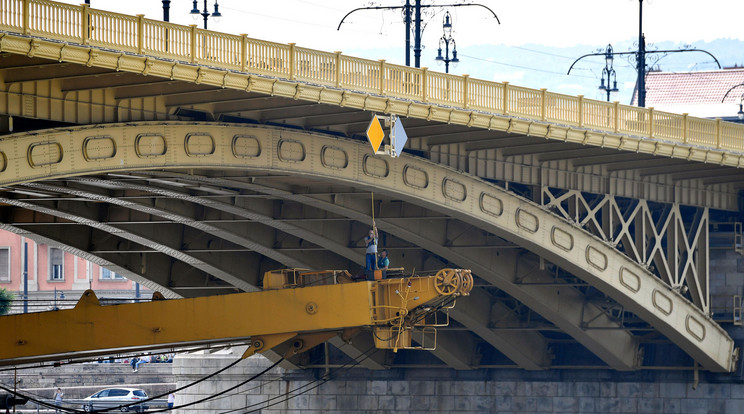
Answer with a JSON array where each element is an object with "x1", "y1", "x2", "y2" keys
[{"x1": 366, "y1": 115, "x2": 385, "y2": 154}]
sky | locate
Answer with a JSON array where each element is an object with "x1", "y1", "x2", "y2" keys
[{"x1": 54, "y1": 1, "x2": 744, "y2": 104}]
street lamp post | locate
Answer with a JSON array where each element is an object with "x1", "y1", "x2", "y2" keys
[
  {"x1": 598, "y1": 44, "x2": 619, "y2": 102},
  {"x1": 434, "y1": 12, "x2": 459, "y2": 74},
  {"x1": 338, "y1": 3, "x2": 498, "y2": 68},
  {"x1": 190, "y1": 0, "x2": 221, "y2": 30},
  {"x1": 720, "y1": 83, "x2": 744, "y2": 122},
  {"x1": 568, "y1": 1, "x2": 720, "y2": 108},
  {"x1": 162, "y1": 0, "x2": 170, "y2": 22}
]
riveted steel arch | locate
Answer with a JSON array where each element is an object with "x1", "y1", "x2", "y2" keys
[{"x1": 0, "y1": 121, "x2": 735, "y2": 372}]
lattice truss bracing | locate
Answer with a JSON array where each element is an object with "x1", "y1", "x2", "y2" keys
[{"x1": 542, "y1": 187, "x2": 709, "y2": 313}]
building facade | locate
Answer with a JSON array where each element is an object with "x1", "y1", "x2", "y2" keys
[{"x1": 0, "y1": 229, "x2": 145, "y2": 313}]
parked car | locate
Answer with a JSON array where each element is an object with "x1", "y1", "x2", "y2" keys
[{"x1": 81, "y1": 388, "x2": 149, "y2": 412}]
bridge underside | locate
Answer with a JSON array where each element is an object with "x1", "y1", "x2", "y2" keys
[
  {"x1": 0, "y1": 33, "x2": 738, "y2": 373},
  {"x1": 0, "y1": 122, "x2": 733, "y2": 373}
]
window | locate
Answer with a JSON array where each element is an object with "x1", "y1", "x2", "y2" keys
[
  {"x1": 49, "y1": 247, "x2": 64, "y2": 281},
  {"x1": 109, "y1": 389, "x2": 129, "y2": 397},
  {"x1": 0, "y1": 247, "x2": 8, "y2": 282},
  {"x1": 101, "y1": 268, "x2": 125, "y2": 280}
]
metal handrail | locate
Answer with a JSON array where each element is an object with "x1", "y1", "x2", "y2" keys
[{"x1": 1, "y1": 0, "x2": 744, "y2": 151}]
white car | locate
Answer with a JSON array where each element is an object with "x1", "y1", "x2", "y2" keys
[{"x1": 81, "y1": 388, "x2": 149, "y2": 412}]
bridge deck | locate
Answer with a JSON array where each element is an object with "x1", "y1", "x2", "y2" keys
[
  {"x1": 0, "y1": 0, "x2": 740, "y2": 374},
  {"x1": 0, "y1": 0, "x2": 743, "y2": 159}
]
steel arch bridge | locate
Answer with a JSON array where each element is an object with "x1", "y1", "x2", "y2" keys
[
  {"x1": 0, "y1": 0, "x2": 741, "y2": 373},
  {"x1": 0, "y1": 122, "x2": 734, "y2": 373}
]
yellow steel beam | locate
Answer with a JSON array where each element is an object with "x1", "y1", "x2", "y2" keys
[{"x1": 0, "y1": 271, "x2": 471, "y2": 366}]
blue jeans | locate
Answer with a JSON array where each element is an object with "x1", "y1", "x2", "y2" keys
[
  {"x1": 365, "y1": 253, "x2": 376, "y2": 271},
  {"x1": 365, "y1": 253, "x2": 377, "y2": 280}
]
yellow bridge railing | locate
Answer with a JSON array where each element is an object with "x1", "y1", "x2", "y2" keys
[{"x1": 1, "y1": 0, "x2": 744, "y2": 152}]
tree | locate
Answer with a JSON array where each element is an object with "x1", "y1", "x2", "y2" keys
[{"x1": 0, "y1": 288, "x2": 12, "y2": 315}]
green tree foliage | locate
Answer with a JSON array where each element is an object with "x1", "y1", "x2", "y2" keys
[{"x1": 0, "y1": 288, "x2": 12, "y2": 315}]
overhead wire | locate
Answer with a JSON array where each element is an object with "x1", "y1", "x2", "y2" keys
[
  {"x1": 141, "y1": 357, "x2": 285, "y2": 413},
  {"x1": 0, "y1": 342, "x2": 238, "y2": 373},
  {"x1": 508, "y1": 45, "x2": 581, "y2": 60},
  {"x1": 0, "y1": 350, "x2": 272, "y2": 413},
  {"x1": 215, "y1": 344, "x2": 381, "y2": 414},
  {"x1": 457, "y1": 53, "x2": 598, "y2": 79},
  {"x1": 178, "y1": 331, "x2": 375, "y2": 410},
  {"x1": 1, "y1": 357, "x2": 244, "y2": 413},
  {"x1": 0, "y1": 343, "x2": 260, "y2": 413}
]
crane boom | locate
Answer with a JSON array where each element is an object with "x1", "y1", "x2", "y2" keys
[{"x1": 0, "y1": 269, "x2": 472, "y2": 366}]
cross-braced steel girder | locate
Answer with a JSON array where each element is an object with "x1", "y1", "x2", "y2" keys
[{"x1": 542, "y1": 187, "x2": 710, "y2": 313}]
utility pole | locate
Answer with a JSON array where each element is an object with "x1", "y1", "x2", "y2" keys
[
  {"x1": 404, "y1": 1, "x2": 411, "y2": 66},
  {"x1": 163, "y1": 0, "x2": 170, "y2": 22},
  {"x1": 339, "y1": 2, "x2": 499, "y2": 68},
  {"x1": 414, "y1": 0, "x2": 422, "y2": 68},
  {"x1": 637, "y1": 0, "x2": 646, "y2": 107},
  {"x1": 567, "y1": 0, "x2": 721, "y2": 107},
  {"x1": 22, "y1": 241, "x2": 27, "y2": 314}
]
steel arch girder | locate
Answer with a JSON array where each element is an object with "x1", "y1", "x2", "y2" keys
[
  {"x1": 18, "y1": 177, "x2": 491, "y2": 370},
  {"x1": 451, "y1": 288, "x2": 553, "y2": 370},
  {"x1": 62, "y1": 177, "x2": 365, "y2": 265},
  {"x1": 81, "y1": 176, "x2": 516, "y2": 370},
  {"x1": 0, "y1": 196, "x2": 261, "y2": 292},
  {"x1": 136, "y1": 172, "x2": 558, "y2": 370},
  {"x1": 1, "y1": 221, "x2": 250, "y2": 298},
  {"x1": 0, "y1": 122, "x2": 733, "y2": 372},
  {"x1": 237, "y1": 185, "x2": 636, "y2": 370},
  {"x1": 21, "y1": 181, "x2": 339, "y2": 273}
]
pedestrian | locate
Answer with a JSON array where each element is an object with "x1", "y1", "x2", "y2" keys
[
  {"x1": 130, "y1": 356, "x2": 139, "y2": 372},
  {"x1": 167, "y1": 392, "x2": 175, "y2": 410},
  {"x1": 53, "y1": 388, "x2": 63, "y2": 414},
  {"x1": 133, "y1": 354, "x2": 151, "y2": 372},
  {"x1": 364, "y1": 228, "x2": 378, "y2": 279},
  {"x1": 377, "y1": 249, "x2": 389, "y2": 279}
]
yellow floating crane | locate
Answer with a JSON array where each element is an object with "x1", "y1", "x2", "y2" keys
[{"x1": 0, "y1": 268, "x2": 472, "y2": 366}]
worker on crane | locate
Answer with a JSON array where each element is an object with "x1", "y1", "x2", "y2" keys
[
  {"x1": 377, "y1": 249, "x2": 389, "y2": 279},
  {"x1": 364, "y1": 228, "x2": 378, "y2": 280}
]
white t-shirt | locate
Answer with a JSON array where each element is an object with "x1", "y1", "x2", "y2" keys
[
  {"x1": 168, "y1": 394, "x2": 175, "y2": 404},
  {"x1": 365, "y1": 235, "x2": 377, "y2": 254}
]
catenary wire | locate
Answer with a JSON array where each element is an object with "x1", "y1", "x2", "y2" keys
[{"x1": 216, "y1": 344, "x2": 381, "y2": 414}]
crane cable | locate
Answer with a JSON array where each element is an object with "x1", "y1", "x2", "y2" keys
[
  {"x1": 0, "y1": 352, "x2": 263, "y2": 414},
  {"x1": 392, "y1": 278, "x2": 413, "y2": 353},
  {"x1": 145, "y1": 357, "x2": 284, "y2": 414},
  {"x1": 371, "y1": 192, "x2": 378, "y2": 272},
  {"x1": 217, "y1": 344, "x2": 381, "y2": 414}
]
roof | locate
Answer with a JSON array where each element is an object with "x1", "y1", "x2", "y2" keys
[
  {"x1": 630, "y1": 68, "x2": 744, "y2": 117},
  {"x1": 630, "y1": 68, "x2": 744, "y2": 118}
]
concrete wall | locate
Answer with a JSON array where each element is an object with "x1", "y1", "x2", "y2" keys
[
  {"x1": 173, "y1": 348, "x2": 744, "y2": 414},
  {"x1": 710, "y1": 248, "x2": 744, "y2": 320},
  {"x1": 2, "y1": 348, "x2": 743, "y2": 413}
]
